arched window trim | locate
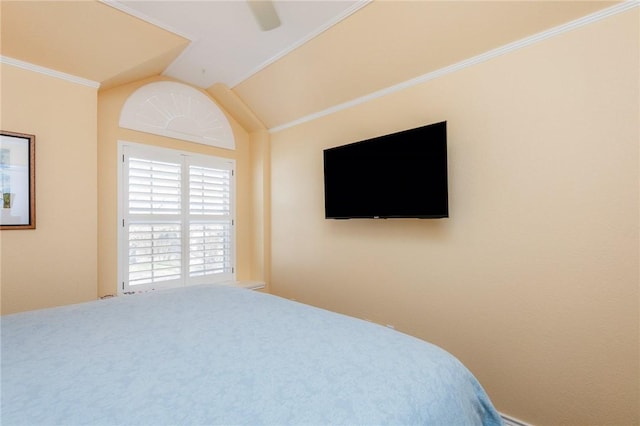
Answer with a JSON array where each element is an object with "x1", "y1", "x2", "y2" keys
[{"x1": 119, "y1": 81, "x2": 235, "y2": 150}]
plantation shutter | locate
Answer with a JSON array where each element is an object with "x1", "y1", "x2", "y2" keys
[
  {"x1": 188, "y1": 159, "x2": 234, "y2": 283},
  {"x1": 121, "y1": 144, "x2": 235, "y2": 293},
  {"x1": 126, "y1": 155, "x2": 183, "y2": 288}
]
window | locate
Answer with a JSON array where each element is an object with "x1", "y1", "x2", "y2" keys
[
  {"x1": 119, "y1": 81, "x2": 235, "y2": 150},
  {"x1": 118, "y1": 142, "x2": 235, "y2": 294}
]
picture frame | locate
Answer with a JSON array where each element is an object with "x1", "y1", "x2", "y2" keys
[{"x1": 1, "y1": 131, "x2": 35, "y2": 230}]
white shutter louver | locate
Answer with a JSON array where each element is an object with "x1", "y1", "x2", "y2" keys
[
  {"x1": 189, "y1": 166, "x2": 231, "y2": 216},
  {"x1": 189, "y1": 222, "x2": 232, "y2": 277},
  {"x1": 128, "y1": 223, "x2": 182, "y2": 285},
  {"x1": 128, "y1": 158, "x2": 181, "y2": 215}
]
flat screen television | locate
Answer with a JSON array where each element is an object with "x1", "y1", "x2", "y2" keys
[{"x1": 323, "y1": 121, "x2": 448, "y2": 219}]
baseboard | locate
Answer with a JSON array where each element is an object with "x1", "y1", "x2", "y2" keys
[{"x1": 500, "y1": 412, "x2": 533, "y2": 426}]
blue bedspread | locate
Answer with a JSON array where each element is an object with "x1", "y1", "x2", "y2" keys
[{"x1": 2, "y1": 284, "x2": 503, "y2": 425}]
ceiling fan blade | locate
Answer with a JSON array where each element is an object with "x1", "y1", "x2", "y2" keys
[{"x1": 247, "y1": 0, "x2": 281, "y2": 31}]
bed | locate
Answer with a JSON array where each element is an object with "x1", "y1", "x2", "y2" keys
[{"x1": 2, "y1": 283, "x2": 503, "y2": 425}]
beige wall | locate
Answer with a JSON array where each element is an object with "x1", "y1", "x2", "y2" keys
[
  {"x1": 97, "y1": 76, "x2": 257, "y2": 297},
  {"x1": 0, "y1": 64, "x2": 98, "y2": 314},
  {"x1": 269, "y1": 9, "x2": 638, "y2": 426},
  {"x1": 248, "y1": 129, "x2": 271, "y2": 286}
]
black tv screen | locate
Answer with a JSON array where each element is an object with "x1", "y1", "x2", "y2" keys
[{"x1": 323, "y1": 121, "x2": 448, "y2": 219}]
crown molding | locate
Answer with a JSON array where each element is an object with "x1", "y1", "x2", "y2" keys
[
  {"x1": 1, "y1": 56, "x2": 100, "y2": 89},
  {"x1": 99, "y1": 0, "x2": 197, "y2": 41},
  {"x1": 270, "y1": 0, "x2": 639, "y2": 133}
]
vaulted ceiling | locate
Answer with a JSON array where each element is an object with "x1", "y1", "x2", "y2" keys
[{"x1": 0, "y1": 0, "x2": 620, "y2": 131}]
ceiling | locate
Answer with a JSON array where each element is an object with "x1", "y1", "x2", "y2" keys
[
  {"x1": 112, "y1": 0, "x2": 367, "y2": 89},
  {"x1": 0, "y1": 0, "x2": 621, "y2": 131}
]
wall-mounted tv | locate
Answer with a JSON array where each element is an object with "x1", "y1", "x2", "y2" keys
[{"x1": 323, "y1": 121, "x2": 448, "y2": 219}]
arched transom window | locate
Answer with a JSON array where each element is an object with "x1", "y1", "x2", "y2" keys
[{"x1": 119, "y1": 81, "x2": 235, "y2": 150}]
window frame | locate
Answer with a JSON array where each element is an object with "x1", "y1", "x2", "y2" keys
[{"x1": 117, "y1": 141, "x2": 236, "y2": 295}]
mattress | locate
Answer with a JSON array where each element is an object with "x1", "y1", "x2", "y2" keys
[{"x1": 1, "y1": 284, "x2": 503, "y2": 425}]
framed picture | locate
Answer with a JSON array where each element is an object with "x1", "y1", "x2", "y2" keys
[{"x1": 1, "y1": 131, "x2": 35, "y2": 230}]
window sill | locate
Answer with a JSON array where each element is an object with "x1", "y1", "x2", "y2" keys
[{"x1": 223, "y1": 280, "x2": 266, "y2": 291}]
